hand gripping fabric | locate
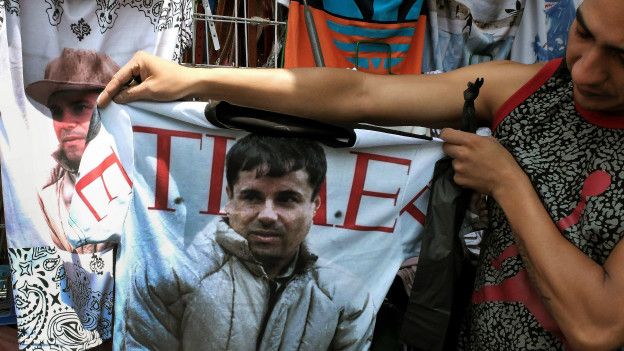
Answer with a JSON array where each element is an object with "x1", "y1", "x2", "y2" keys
[{"x1": 399, "y1": 78, "x2": 483, "y2": 351}]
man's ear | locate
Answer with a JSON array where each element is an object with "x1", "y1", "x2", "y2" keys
[
  {"x1": 313, "y1": 194, "x2": 321, "y2": 213},
  {"x1": 224, "y1": 186, "x2": 234, "y2": 215}
]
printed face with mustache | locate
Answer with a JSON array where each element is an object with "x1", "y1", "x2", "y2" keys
[
  {"x1": 47, "y1": 90, "x2": 98, "y2": 169},
  {"x1": 225, "y1": 167, "x2": 321, "y2": 277}
]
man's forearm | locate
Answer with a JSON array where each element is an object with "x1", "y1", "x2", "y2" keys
[
  {"x1": 191, "y1": 65, "x2": 469, "y2": 128},
  {"x1": 493, "y1": 173, "x2": 623, "y2": 350},
  {"x1": 193, "y1": 67, "x2": 365, "y2": 122}
]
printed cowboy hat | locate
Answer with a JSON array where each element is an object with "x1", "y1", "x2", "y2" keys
[{"x1": 25, "y1": 48, "x2": 120, "y2": 106}]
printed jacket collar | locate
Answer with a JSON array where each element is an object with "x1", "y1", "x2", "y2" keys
[
  {"x1": 215, "y1": 218, "x2": 318, "y2": 279},
  {"x1": 52, "y1": 147, "x2": 79, "y2": 174}
]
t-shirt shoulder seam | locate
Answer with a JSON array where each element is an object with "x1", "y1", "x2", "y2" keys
[{"x1": 492, "y1": 58, "x2": 563, "y2": 130}]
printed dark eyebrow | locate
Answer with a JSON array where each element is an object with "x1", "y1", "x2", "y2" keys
[
  {"x1": 70, "y1": 98, "x2": 93, "y2": 104},
  {"x1": 277, "y1": 190, "x2": 304, "y2": 199},
  {"x1": 49, "y1": 97, "x2": 91, "y2": 107},
  {"x1": 239, "y1": 188, "x2": 262, "y2": 197}
]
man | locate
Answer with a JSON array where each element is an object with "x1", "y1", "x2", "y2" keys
[
  {"x1": 127, "y1": 134, "x2": 375, "y2": 350},
  {"x1": 100, "y1": 0, "x2": 624, "y2": 349},
  {"x1": 26, "y1": 48, "x2": 119, "y2": 253}
]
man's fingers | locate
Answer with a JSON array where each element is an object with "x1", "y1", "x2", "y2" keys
[
  {"x1": 96, "y1": 90, "x2": 110, "y2": 108},
  {"x1": 440, "y1": 127, "x2": 475, "y2": 145},
  {"x1": 439, "y1": 128, "x2": 457, "y2": 142},
  {"x1": 113, "y1": 83, "x2": 149, "y2": 104},
  {"x1": 442, "y1": 142, "x2": 463, "y2": 158},
  {"x1": 97, "y1": 60, "x2": 142, "y2": 108}
]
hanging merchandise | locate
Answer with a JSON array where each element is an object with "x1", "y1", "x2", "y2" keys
[
  {"x1": 0, "y1": 176, "x2": 15, "y2": 327},
  {"x1": 422, "y1": 0, "x2": 526, "y2": 72},
  {"x1": 194, "y1": 0, "x2": 286, "y2": 67},
  {"x1": 510, "y1": 0, "x2": 582, "y2": 63},
  {"x1": 422, "y1": 0, "x2": 584, "y2": 70},
  {"x1": 0, "y1": 1, "x2": 192, "y2": 349},
  {"x1": 71, "y1": 99, "x2": 445, "y2": 350},
  {"x1": 399, "y1": 78, "x2": 483, "y2": 351},
  {"x1": 285, "y1": 0, "x2": 428, "y2": 74}
]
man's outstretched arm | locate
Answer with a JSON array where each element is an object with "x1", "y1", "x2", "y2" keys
[{"x1": 97, "y1": 51, "x2": 539, "y2": 129}]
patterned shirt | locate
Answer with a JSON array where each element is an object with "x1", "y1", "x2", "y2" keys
[{"x1": 460, "y1": 58, "x2": 624, "y2": 350}]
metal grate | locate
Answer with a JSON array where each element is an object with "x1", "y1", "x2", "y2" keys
[{"x1": 187, "y1": 0, "x2": 289, "y2": 68}]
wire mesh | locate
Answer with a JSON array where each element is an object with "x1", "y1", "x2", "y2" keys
[{"x1": 187, "y1": 0, "x2": 289, "y2": 68}]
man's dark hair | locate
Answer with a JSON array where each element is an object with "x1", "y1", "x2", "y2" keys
[{"x1": 226, "y1": 134, "x2": 327, "y2": 200}]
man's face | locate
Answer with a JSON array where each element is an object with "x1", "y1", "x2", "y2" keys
[
  {"x1": 566, "y1": 0, "x2": 624, "y2": 114},
  {"x1": 225, "y1": 167, "x2": 320, "y2": 267},
  {"x1": 47, "y1": 90, "x2": 98, "y2": 166}
]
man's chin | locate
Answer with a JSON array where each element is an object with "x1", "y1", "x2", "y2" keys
[
  {"x1": 578, "y1": 101, "x2": 624, "y2": 115},
  {"x1": 574, "y1": 90, "x2": 624, "y2": 114},
  {"x1": 249, "y1": 245, "x2": 284, "y2": 263}
]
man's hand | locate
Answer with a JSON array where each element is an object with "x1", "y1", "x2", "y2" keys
[
  {"x1": 440, "y1": 128, "x2": 529, "y2": 198},
  {"x1": 96, "y1": 51, "x2": 196, "y2": 108}
]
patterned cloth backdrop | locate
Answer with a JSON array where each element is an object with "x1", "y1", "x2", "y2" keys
[{"x1": 0, "y1": 1, "x2": 192, "y2": 349}]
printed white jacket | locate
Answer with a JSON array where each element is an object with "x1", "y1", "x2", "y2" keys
[{"x1": 126, "y1": 218, "x2": 376, "y2": 350}]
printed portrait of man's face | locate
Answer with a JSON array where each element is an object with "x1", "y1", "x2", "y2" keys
[
  {"x1": 48, "y1": 89, "x2": 99, "y2": 168},
  {"x1": 225, "y1": 167, "x2": 321, "y2": 266},
  {"x1": 24, "y1": 48, "x2": 120, "y2": 170},
  {"x1": 223, "y1": 134, "x2": 326, "y2": 272}
]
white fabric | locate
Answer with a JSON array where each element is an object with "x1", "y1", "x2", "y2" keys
[
  {"x1": 75, "y1": 100, "x2": 444, "y2": 348},
  {"x1": 510, "y1": 0, "x2": 582, "y2": 63},
  {"x1": 1, "y1": 2, "x2": 191, "y2": 349},
  {"x1": 423, "y1": 0, "x2": 524, "y2": 72},
  {"x1": 422, "y1": 0, "x2": 583, "y2": 70}
]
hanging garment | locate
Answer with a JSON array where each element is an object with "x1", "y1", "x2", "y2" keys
[
  {"x1": 73, "y1": 99, "x2": 445, "y2": 349},
  {"x1": 399, "y1": 78, "x2": 482, "y2": 351},
  {"x1": 422, "y1": 0, "x2": 525, "y2": 72},
  {"x1": 285, "y1": 0, "x2": 427, "y2": 74},
  {"x1": 510, "y1": 0, "x2": 582, "y2": 63},
  {"x1": 422, "y1": 0, "x2": 583, "y2": 70},
  {"x1": 0, "y1": 2, "x2": 192, "y2": 349}
]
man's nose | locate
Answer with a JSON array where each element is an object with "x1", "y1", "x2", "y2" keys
[
  {"x1": 257, "y1": 201, "x2": 278, "y2": 224},
  {"x1": 57, "y1": 111, "x2": 78, "y2": 128},
  {"x1": 573, "y1": 47, "x2": 609, "y2": 86}
]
